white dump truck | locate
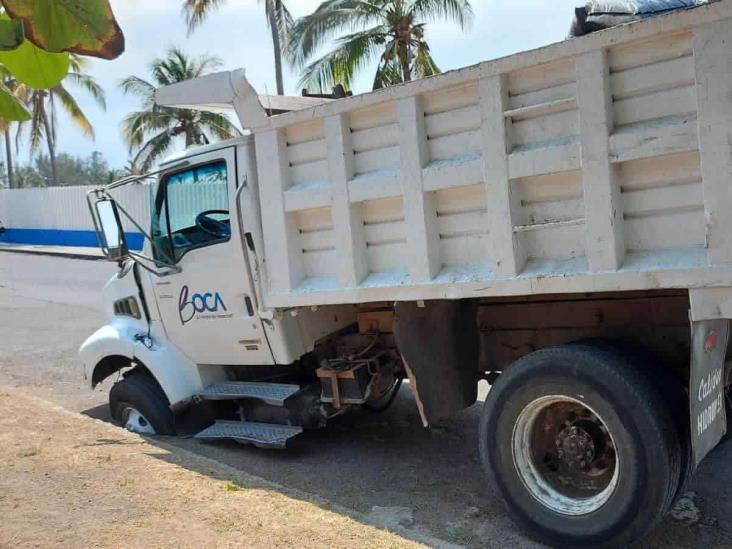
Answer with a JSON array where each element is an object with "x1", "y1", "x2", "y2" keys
[{"x1": 81, "y1": 2, "x2": 732, "y2": 546}]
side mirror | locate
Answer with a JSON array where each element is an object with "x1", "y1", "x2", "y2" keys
[{"x1": 94, "y1": 199, "x2": 128, "y2": 260}]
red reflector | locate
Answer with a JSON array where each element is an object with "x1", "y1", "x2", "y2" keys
[{"x1": 704, "y1": 331, "x2": 718, "y2": 353}]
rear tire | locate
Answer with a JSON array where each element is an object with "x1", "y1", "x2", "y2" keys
[
  {"x1": 479, "y1": 342, "x2": 681, "y2": 548},
  {"x1": 575, "y1": 338, "x2": 693, "y2": 502},
  {"x1": 110, "y1": 372, "x2": 176, "y2": 435}
]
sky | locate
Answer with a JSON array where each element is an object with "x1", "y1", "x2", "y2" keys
[{"x1": 21, "y1": 0, "x2": 582, "y2": 170}]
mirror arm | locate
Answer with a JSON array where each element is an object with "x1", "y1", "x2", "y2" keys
[
  {"x1": 101, "y1": 161, "x2": 190, "y2": 192},
  {"x1": 109, "y1": 198, "x2": 181, "y2": 274},
  {"x1": 128, "y1": 251, "x2": 181, "y2": 276}
]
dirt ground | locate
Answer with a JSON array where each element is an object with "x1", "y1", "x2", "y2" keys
[
  {"x1": 4, "y1": 254, "x2": 732, "y2": 548},
  {"x1": 0, "y1": 387, "x2": 433, "y2": 549}
]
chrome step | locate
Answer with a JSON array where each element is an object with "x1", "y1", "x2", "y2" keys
[
  {"x1": 198, "y1": 382, "x2": 300, "y2": 406},
  {"x1": 194, "y1": 420, "x2": 303, "y2": 449}
]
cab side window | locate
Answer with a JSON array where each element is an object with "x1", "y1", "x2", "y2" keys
[{"x1": 152, "y1": 161, "x2": 230, "y2": 262}]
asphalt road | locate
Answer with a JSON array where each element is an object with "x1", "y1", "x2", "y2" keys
[{"x1": 2, "y1": 252, "x2": 732, "y2": 548}]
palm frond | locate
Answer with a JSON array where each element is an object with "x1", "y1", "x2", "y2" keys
[
  {"x1": 133, "y1": 130, "x2": 174, "y2": 172},
  {"x1": 64, "y1": 72, "x2": 106, "y2": 110},
  {"x1": 182, "y1": 0, "x2": 227, "y2": 34},
  {"x1": 121, "y1": 108, "x2": 179, "y2": 151},
  {"x1": 412, "y1": 40, "x2": 440, "y2": 78},
  {"x1": 119, "y1": 75, "x2": 156, "y2": 105},
  {"x1": 52, "y1": 84, "x2": 94, "y2": 139},
  {"x1": 286, "y1": 0, "x2": 384, "y2": 68},
  {"x1": 190, "y1": 123, "x2": 210, "y2": 146},
  {"x1": 199, "y1": 112, "x2": 242, "y2": 141},
  {"x1": 26, "y1": 93, "x2": 47, "y2": 155},
  {"x1": 292, "y1": 0, "x2": 471, "y2": 91},
  {"x1": 272, "y1": 0, "x2": 295, "y2": 45},
  {"x1": 409, "y1": 0, "x2": 474, "y2": 29},
  {"x1": 298, "y1": 26, "x2": 388, "y2": 91},
  {"x1": 150, "y1": 47, "x2": 223, "y2": 86},
  {"x1": 67, "y1": 53, "x2": 89, "y2": 73},
  {"x1": 190, "y1": 52, "x2": 223, "y2": 77}
]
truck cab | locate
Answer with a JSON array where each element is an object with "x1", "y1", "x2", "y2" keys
[{"x1": 80, "y1": 135, "x2": 386, "y2": 446}]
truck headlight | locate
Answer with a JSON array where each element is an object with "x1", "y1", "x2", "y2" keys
[{"x1": 113, "y1": 296, "x2": 141, "y2": 319}]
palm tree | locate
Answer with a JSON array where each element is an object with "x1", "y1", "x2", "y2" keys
[
  {"x1": 287, "y1": 0, "x2": 473, "y2": 91},
  {"x1": 16, "y1": 55, "x2": 105, "y2": 186},
  {"x1": 182, "y1": 0, "x2": 292, "y2": 95},
  {"x1": 120, "y1": 48, "x2": 241, "y2": 172}
]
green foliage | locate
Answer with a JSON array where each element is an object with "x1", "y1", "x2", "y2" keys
[
  {"x1": 0, "y1": 39, "x2": 69, "y2": 89},
  {"x1": 1, "y1": 0, "x2": 124, "y2": 59},
  {"x1": 12, "y1": 162, "x2": 43, "y2": 187},
  {"x1": 120, "y1": 48, "x2": 241, "y2": 171},
  {"x1": 0, "y1": 79, "x2": 27, "y2": 121},
  {"x1": 287, "y1": 0, "x2": 473, "y2": 92},
  {"x1": 13, "y1": 150, "x2": 123, "y2": 188},
  {"x1": 0, "y1": 15, "x2": 22, "y2": 50},
  {"x1": 0, "y1": 0, "x2": 123, "y2": 122}
]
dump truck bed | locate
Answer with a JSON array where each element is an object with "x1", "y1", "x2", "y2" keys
[{"x1": 157, "y1": 1, "x2": 732, "y2": 309}]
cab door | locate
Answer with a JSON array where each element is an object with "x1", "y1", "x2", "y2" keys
[{"x1": 150, "y1": 147, "x2": 273, "y2": 366}]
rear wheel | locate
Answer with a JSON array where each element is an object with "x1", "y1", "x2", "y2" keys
[
  {"x1": 110, "y1": 372, "x2": 176, "y2": 435},
  {"x1": 479, "y1": 342, "x2": 681, "y2": 548}
]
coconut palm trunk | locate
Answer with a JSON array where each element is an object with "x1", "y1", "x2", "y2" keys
[
  {"x1": 4, "y1": 128, "x2": 13, "y2": 189},
  {"x1": 267, "y1": 0, "x2": 285, "y2": 95},
  {"x1": 398, "y1": 40, "x2": 411, "y2": 83},
  {"x1": 183, "y1": 0, "x2": 292, "y2": 96},
  {"x1": 41, "y1": 112, "x2": 58, "y2": 186}
]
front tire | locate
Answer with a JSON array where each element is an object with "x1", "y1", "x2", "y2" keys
[
  {"x1": 110, "y1": 372, "x2": 176, "y2": 435},
  {"x1": 479, "y1": 343, "x2": 681, "y2": 548}
]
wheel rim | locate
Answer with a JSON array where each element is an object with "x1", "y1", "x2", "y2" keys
[
  {"x1": 121, "y1": 407, "x2": 156, "y2": 435},
  {"x1": 512, "y1": 395, "x2": 619, "y2": 516}
]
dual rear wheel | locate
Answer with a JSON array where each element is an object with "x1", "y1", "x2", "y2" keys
[{"x1": 480, "y1": 342, "x2": 685, "y2": 548}]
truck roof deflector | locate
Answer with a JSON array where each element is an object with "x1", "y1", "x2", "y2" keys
[{"x1": 155, "y1": 69, "x2": 269, "y2": 130}]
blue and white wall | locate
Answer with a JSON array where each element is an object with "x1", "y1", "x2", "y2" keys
[{"x1": 0, "y1": 185, "x2": 149, "y2": 250}]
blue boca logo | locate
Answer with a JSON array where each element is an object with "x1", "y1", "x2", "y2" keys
[{"x1": 178, "y1": 285, "x2": 227, "y2": 325}]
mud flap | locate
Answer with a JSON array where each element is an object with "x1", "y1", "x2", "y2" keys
[
  {"x1": 690, "y1": 318, "x2": 729, "y2": 466},
  {"x1": 393, "y1": 300, "x2": 479, "y2": 426}
]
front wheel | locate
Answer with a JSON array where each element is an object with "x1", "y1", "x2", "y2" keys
[
  {"x1": 480, "y1": 343, "x2": 681, "y2": 548},
  {"x1": 110, "y1": 372, "x2": 176, "y2": 435}
]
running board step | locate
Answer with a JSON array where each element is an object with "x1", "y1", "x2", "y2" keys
[
  {"x1": 194, "y1": 420, "x2": 303, "y2": 449},
  {"x1": 198, "y1": 382, "x2": 300, "y2": 406}
]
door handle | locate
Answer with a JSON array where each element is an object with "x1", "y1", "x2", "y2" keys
[
  {"x1": 245, "y1": 296, "x2": 254, "y2": 317},
  {"x1": 244, "y1": 232, "x2": 256, "y2": 252}
]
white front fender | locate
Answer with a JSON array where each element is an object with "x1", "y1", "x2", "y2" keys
[{"x1": 79, "y1": 317, "x2": 209, "y2": 407}]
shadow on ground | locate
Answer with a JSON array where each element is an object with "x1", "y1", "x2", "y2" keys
[
  {"x1": 82, "y1": 386, "x2": 732, "y2": 549},
  {"x1": 83, "y1": 403, "x2": 112, "y2": 422}
]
